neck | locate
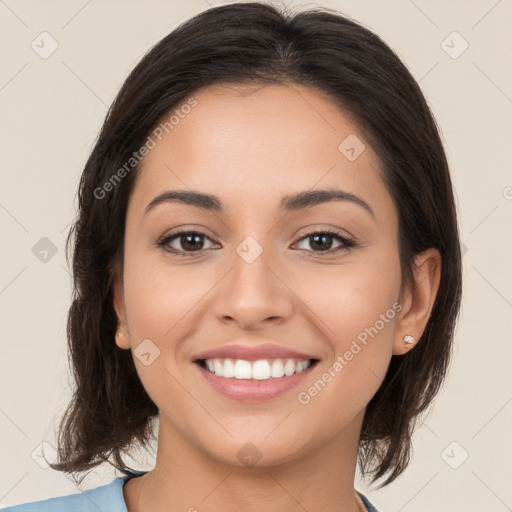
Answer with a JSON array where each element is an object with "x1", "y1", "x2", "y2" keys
[{"x1": 127, "y1": 412, "x2": 366, "y2": 512}]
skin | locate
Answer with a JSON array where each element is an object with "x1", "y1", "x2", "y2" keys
[{"x1": 112, "y1": 83, "x2": 441, "y2": 512}]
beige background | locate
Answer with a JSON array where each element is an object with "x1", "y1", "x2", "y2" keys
[{"x1": 1, "y1": 1, "x2": 511, "y2": 510}]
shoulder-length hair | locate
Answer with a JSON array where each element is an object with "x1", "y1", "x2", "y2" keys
[{"x1": 49, "y1": 2, "x2": 462, "y2": 488}]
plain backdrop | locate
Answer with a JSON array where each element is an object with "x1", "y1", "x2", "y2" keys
[{"x1": 1, "y1": 1, "x2": 511, "y2": 510}]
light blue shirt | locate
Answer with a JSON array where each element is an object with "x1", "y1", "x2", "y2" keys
[
  {"x1": 1, "y1": 471, "x2": 379, "y2": 511},
  {"x1": 1, "y1": 471, "x2": 145, "y2": 512}
]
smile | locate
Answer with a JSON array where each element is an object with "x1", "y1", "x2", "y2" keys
[
  {"x1": 194, "y1": 357, "x2": 319, "y2": 401},
  {"x1": 199, "y1": 357, "x2": 315, "y2": 380}
]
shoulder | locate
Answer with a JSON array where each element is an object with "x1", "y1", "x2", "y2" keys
[{"x1": 1, "y1": 472, "x2": 144, "y2": 512}]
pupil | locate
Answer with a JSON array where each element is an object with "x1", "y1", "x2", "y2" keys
[
  {"x1": 311, "y1": 234, "x2": 332, "y2": 251},
  {"x1": 182, "y1": 234, "x2": 203, "y2": 251}
]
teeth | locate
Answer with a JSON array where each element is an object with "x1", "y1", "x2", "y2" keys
[
  {"x1": 203, "y1": 358, "x2": 313, "y2": 380},
  {"x1": 270, "y1": 359, "x2": 285, "y2": 378},
  {"x1": 213, "y1": 359, "x2": 223, "y2": 376},
  {"x1": 223, "y1": 358, "x2": 235, "y2": 378},
  {"x1": 233, "y1": 359, "x2": 252, "y2": 379},
  {"x1": 252, "y1": 360, "x2": 271, "y2": 380},
  {"x1": 284, "y1": 359, "x2": 296, "y2": 376}
]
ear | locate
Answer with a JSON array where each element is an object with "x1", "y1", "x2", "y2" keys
[
  {"x1": 393, "y1": 248, "x2": 441, "y2": 355},
  {"x1": 112, "y1": 270, "x2": 130, "y2": 350}
]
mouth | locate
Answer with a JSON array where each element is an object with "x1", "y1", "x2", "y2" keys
[
  {"x1": 193, "y1": 357, "x2": 320, "y2": 401},
  {"x1": 195, "y1": 357, "x2": 319, "y2": 380}
]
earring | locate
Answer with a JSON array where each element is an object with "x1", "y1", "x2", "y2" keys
[
  {"x1": 403, "y1": 335, "x2": 415, "y2": 347},
  {"x1": 117, "y1": 331, "x2": 124, "y2": 337}
]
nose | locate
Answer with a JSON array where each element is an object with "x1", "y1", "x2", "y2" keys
[{"x1": 212, "y1": 243, "x2": 294, "y2": 330}]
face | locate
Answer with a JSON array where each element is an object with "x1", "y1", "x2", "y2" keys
[{"x1": 113, "y1": 83, "x2": 421, "y2": 468}]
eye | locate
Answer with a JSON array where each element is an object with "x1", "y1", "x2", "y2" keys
[
  {"x1": 293, "y1": 230, "x2": 355, "y2": 254},
  {"x1": 158, "y1": 229, "x2": 217, "y2": 256},
  {"x1": 157, "y1": 228, "x2": 356, "y2": 257}
]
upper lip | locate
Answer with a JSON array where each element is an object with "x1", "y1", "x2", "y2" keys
[{"x1": 192, "y1": 342, "x2": 319, "y2": 362}]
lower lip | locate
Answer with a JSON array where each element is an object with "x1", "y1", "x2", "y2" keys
[{"x1": 194, "y1": 362, "x2": 316, "y2": 401}]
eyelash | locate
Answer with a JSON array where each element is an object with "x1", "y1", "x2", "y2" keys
[{"x1": 157, "y1": 228, "x2": 356, "y2": 257}]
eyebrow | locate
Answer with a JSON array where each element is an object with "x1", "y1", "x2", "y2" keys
[{"x1": 144, "y1": 187, "x2": 374, "y2": 218}]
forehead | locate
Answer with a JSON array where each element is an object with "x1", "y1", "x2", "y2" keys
[{"x1": 127, "y1": 83, "x2": 394, "y2": 223}]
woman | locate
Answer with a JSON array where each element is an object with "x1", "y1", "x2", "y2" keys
[{"x1": 3, "y1": 2, "x2": 462, "y2": 511}]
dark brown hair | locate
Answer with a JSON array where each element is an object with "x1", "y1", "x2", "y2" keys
[{"x1": 48, "y1": 2, "x2": 462, "y2": 488}]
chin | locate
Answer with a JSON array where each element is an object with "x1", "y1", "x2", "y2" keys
[{"x1": 194, "y1": 427, "x2": 316, "y2": 470}]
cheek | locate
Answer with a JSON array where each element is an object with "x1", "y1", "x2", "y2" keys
[
  {"x1": 293, "y1": 252, "x2": 402, "y2": 340},
  {"x1": 291, "y1": 251, "x2": 402, "y2": 398},
  {"x1": 119, "y1": 256, "x2": 205, "y2": 423},
  {"x1": 122, "y1": 245, "x2": 216, "y2": 341},
  {"x1": 120, "y1": 248, "x2": 222, "y2": 396},
  {"x1": 281, "y1": 274, "x2": 401, "y2": 461}
]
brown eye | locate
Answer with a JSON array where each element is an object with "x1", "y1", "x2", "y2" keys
[
  {"x1": 158, "y1": 230, "x2": 217, "y2": 255},
  {"x1": 294, "y1": 231, "x2": 355, "y2": 254}
]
